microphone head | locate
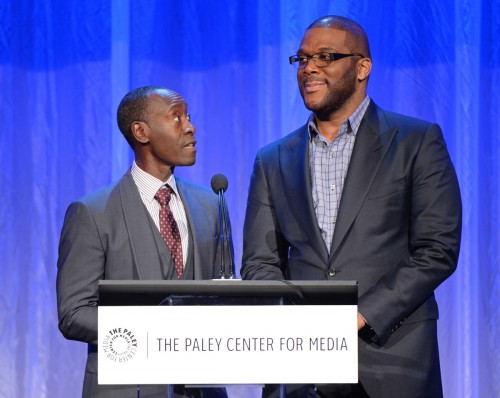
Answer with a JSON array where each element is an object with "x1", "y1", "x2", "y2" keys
[{"x1": 211, "y1": 174, "x2": 228, "y2": 193}]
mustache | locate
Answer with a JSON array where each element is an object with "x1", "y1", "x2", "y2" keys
[{"x1": 303, "y1": 78, "x2": 326, "y2": 84}]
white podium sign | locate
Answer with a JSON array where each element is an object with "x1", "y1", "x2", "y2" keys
[{"x1": 98, "y1": 305, "x2": 357, "y2": 385}]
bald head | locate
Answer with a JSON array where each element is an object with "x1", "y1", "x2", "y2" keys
[
  {"x1": 117, "y1": 86, "x2": 183, "y2": 148},
  {"x1": 307, "y1": 15, "x2": 371, "y2": 59}
]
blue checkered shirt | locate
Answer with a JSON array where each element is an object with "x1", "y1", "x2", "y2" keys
[{"x1": 308, "y1": 96, "x2": 370, "y2": 253}]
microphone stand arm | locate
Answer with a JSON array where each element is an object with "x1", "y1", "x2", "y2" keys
[
  {"x1": 221, "y1": 193, "x2": 235, "y2": 278},
  {"x1": 217, "y1": 190, "x2": 226, "y2": 278}
]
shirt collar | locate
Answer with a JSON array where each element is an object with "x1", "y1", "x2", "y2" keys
[
  {"x1": 308, "y1": 96, "x2": 371, "y2": 141},
  {"x1": 131, "y1": 161, "x2": 179, "y2": 202}
]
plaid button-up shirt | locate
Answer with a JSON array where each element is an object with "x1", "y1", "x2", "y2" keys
[{"x1": 308, "y1": 96, "x2": 370, "y2": 253}]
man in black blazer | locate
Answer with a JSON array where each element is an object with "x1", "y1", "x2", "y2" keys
[
  {"x1": 57, "y1": 86, "x2": 226, "y2": 397},
  {"x1": 241, "y1": 16, "x2": 461, "y2": 398}
]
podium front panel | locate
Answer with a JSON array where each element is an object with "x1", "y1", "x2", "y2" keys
[{"x1": 98, "y1": 304, "x2": 358, "y2": 385}]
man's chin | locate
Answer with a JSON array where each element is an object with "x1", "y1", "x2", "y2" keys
[
  {"x1": 185, "y1": 159, "x2": 196, "y2": 167},
  {"x1": 174, "y1": 159, "x2": 196, "y2": 168},
  {"x1": 303, "y1": 99, "x2": 323, "y2": 113}
]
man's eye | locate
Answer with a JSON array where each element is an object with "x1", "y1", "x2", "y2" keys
[
  {"x1": 298, "y1": 56, "x2": 308, "y2": 63},
  {"x1": 186, "y1": 114, "x2": 191, "y2": 122},
  {"x1": 173, "y1": 115, "x2": 180, "y2": 122},
  {"x1": 317, "y1": 53, "x2": 330, "y2": 60}
]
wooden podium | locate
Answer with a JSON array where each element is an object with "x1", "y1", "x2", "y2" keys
[{"x1": 97, "y1": 280, "x2": 358, "y2": 396}]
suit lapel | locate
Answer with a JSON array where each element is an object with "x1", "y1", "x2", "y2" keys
[
  {"x1": 118, "y1": 172, "x2": 168, "y2": 280},
  {"x1": 330, "y1": 102, "x2": 398, "y2": 258},
  {"x1": 176, "y1": 179, "x2": 215, "y2": 280},
  {"x1": 279, "y1": 126, "x2": 329, "y2": 261}
]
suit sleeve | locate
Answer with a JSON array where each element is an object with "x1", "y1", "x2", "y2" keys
[
  {"x1": 359, "y1": 124, "x2": 462, "y2": 340},
  {"x1": 241, "y1": 150, "x2": 289, "y2": 280},
  {"x1": 56, "y1": 201, "x2": 104, "y2": 345}
]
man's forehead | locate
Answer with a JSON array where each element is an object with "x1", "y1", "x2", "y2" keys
[
  {"x1": 149, "y1": 92, "x2": 186, "y2": 109},
  {"x1": 301, "y1": 27, "x2": 348, "y2": 43},
  {"x1": 298, "y1": 28, "x2": 350, "y2": 54}
]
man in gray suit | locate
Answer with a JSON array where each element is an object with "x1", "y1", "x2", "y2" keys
[
  {"x1": 241, "y1": 16, "x2": 461, "y2": 398},
  {"x1": 57, "y1": 86, "x2": 226, "y2": 397}
]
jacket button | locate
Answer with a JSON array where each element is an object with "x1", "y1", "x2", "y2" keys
[{"x1": 328, "y1": 268, "x2": 337, "y2": 277}]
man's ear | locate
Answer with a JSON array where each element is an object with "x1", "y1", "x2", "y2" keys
[
  {"x1": 357, "y1": 57, "x2": 372, "y2": 82},
  {"x1": 131, "y1": 121, "x2": 149, "y2": 144}
]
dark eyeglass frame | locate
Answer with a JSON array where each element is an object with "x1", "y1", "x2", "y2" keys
[{"x1": 289, "y1": 52, "x2": 365, "y2": 69}]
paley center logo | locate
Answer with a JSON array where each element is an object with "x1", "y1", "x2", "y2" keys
[{"x1": 102, "y1": 327, "x2": 138, "y2": 363}]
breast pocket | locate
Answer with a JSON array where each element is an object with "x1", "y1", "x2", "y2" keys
[{"x1": 367, "y1": 177, "x2": 407, "y2": 200}]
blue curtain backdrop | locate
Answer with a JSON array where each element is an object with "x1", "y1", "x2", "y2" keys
[{"x1": 0, "y1": 0, "x2": 498, "y2": 397}]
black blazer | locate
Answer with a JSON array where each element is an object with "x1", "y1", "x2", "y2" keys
[{"x1": 241, "y1": 101, "x2": 461, "y2": 398}]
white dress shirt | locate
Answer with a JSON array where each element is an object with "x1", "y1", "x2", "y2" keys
[{"x1": 130, "y1": 161, "x2": 189, "y2": 266}]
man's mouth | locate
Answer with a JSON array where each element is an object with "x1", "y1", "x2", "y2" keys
[
  {"x1": 185, "y1": 141, "x2": 197, "y2": 148},
  {"x1": 304, "y1": 80, "x2": 326, "y2": 93}
]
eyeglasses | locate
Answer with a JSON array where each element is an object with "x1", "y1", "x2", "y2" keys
[{"x1": 289, "y1": 52, "x2": 364, "y2": 69}]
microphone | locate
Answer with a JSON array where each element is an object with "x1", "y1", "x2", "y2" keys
[
  {"x1": 211, "y1": 174, "x2": 228, "y2": 194},
  {"x1": 211, "y1": 174, "x2": 235, "y2": 279}
]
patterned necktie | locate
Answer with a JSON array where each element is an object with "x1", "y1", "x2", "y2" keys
[{"x1": 154, "y1": 186, "x2": 183, "y2": 279}]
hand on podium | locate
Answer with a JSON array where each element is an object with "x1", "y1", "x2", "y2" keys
[{"x1": 357, "y1": 312, "x2": 366, "y2": 331}]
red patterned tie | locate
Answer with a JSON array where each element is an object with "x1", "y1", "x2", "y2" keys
[{"x1": 155, "y1": 186, "x2": 183, "y2": 279}]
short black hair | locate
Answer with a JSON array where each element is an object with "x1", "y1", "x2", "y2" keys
[
  {"x1": 116, "y1": 86, "x2": 165, "y2": 148},
  {"x1": 307, "y1": 15, "x2": 371, "y2": 59}
]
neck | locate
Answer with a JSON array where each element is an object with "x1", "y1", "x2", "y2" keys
[
  {"x1": 313, "y1": 117, "x2": 343, "y2": 142},
  {"x1": 135, "y1": 157, "x2": 173, "y2": 182}
]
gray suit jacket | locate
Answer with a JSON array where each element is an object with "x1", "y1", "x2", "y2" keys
[
  {"x1": 57, "y1": 171, "x2": 222, "y2": 398},
  {"x1": 241, "y1": 101, "x2": 462, "y2": 398}
]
